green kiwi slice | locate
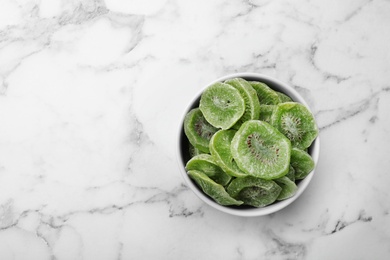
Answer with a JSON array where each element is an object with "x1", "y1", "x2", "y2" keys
[
  {"x1": 276, "y1": 91, "x2": 293, "y2": 103},
  {"x1": 184, "y1": 108, "x2": 218, "y2": 153},
  {"x1": 225, "y1": 78, "x2": 260, "y2": 129},
  {"x1": 226, "y1": 176, "x2": 282, "y2": 207},
  {"x1": 186, "y1": 154, "x2": 232, "y2": 186},
  {"x1": 188, "y1": 170, "x2": 243, "y2": 206},
  {"x1": 271, "y1": 102, "x2": 318, "y2": 149},
  {"x1": 290, "y1": 148, "x2": 315, "y2": 180},
  {"x1": 275, "y1": 176, "x2": 298, "y2": 200},
  {"x1": 249, "y1": 81, "x2": 281, "y2": 105},
  {"x1": 285, "y1": 165, "x2": 296, "y2": 182},
  {"x1": 199, "y1": 82, "x2": 245, "y2": 130},
  {"x1": 189, "y1": 143, "x2": 203, "y2": 158},
  {"x1": 209, "y1": 130, "x2": 248, "y2": 178},
  {"x1": 259, "y1": 105, "x2": 276, "y2": 124},
  {"x1": 231, "y1": 120, "x2": 291, "y2": 180}
]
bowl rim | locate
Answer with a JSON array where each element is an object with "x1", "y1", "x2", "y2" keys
[{"x1": 176, "y1": 72, "x2": 320, "y2": 217}]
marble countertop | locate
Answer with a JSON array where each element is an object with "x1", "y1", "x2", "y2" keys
[{"x1": 1, "y1": 0, "x2": 390, "y2": 259}]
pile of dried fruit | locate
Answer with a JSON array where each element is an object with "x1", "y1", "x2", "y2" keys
[{"x1": 183, "y1": 78, "x2": 318, "y2": 207}]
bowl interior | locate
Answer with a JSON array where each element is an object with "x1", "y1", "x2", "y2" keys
[{"x1": 177, "y1": 73, "x2": 320, "y2": 217}]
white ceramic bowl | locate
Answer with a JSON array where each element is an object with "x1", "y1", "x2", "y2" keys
[{"x1": 177, "y1": 72, "x2": 320, "y2": 217}]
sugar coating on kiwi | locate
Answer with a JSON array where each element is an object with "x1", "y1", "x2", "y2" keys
[
  {"x1": 259, "y1": 105, "x2": 276, "y2": 123},
  {"x1": 209, "y1": 130, "x2": 248, "y2": 178},
  {"x1": 250, "y1": 81, "x2": 281, "y2": 105},
  {"x1": 271, "y1": 102, "x2": 318, "y2": 149},
  {"x1": 188, "y1": 170, "x2": 243, "y2": 206},
  {"x1": 186, "y1": 154, "x2": 232, "y2": 186},
  {"x1": 275, "y1": 176, "x2": 298, "y2": 200},
  {"x1": 199, "y1": 82, "x2": 245, "y2": 130},
  {"x1": 184, "y1": 108, "x2": 218, "y2": 153},
  {"x1": 189, "y1": 143, "x2": 203, "y2": 158},
  {"x1": 227, "y1": 176, "x2": 282, "y2": 207},
  {"x1": 285, "y1": 165, "x2": 296, "y2": 182},
  {"x1": 225, "y1": 78, "x2": 260, "y2": 129},
  {"x1": 231, "y1": 120, "x2": 291, "y2": 180},
  {"x1": 290, "y1": 147, "x2": 315, "y2": 180},
  {"x1": 276, "y1": 91, "x2": 293, "y2": 103}
]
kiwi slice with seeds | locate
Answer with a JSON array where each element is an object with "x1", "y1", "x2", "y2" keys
[
  {"x1": 225, "y1": 78, "x2": 260, "y2": 129},
  {"x1": 231, "y1": 120, "x2": 291, "y2": 180},
  {"x1": 275, "y1": 176, "x2": 298, "y2": 200},
  {"x1": 184, "y1": 108, "x2": 218, "y2": 153},
  {"x1": 290, "y1": 148, "x2": 315, "y2": 180},
  {"x1": 259, "y1": 105, "x2": 276, "y2": 123},
  {"x1": 250, "y1": 81, "x2": 281, "y2": 105},
  {"x1": 227, "y1": 176, "x2": 282, "y2": 207},
  {"x1": 199, "y1": 82, "x2": 245, "y2": 130},
  {"x1": 188, "y1": 170, "x2": 243, "y2": 206},
  {"x1": 271, "y1": 102, "x2": 318, "y2": 149},
  {"x1": 186, "y1": 154, "x2": 232, "y2": 186},
  {"x1": 209, "y1": 130, "x2": 248, "y2": 178}
]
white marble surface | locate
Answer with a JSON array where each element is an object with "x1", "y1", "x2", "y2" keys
[{"x1": 1, "y1": 0, "x2": 390, "y2": 259}]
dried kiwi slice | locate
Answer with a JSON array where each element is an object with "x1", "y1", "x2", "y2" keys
[
  {"x1": 231, "y1": 120, "x2": 291, "y2": 180},
  {"x1": 276, "y1": 91, "x2": 293, "y2": 103},
  {"x1": 290, "y1": 148, "x2": 315, "y2": 180},
  {"x1": 189, "y1": 143, "x2": 203, "y2": 158},
  {"x1": 209, "y1": 130, "x2": 248, "y2": 178},
  {"x1": 199, "y1": 82, "x2": 245, "y2": 130},
  {"x1": 227, "y1": 176, "x2": 281, "y2": 207},
  {"x1": 285, "y1": 165, "x2": 296, "y2": 182},
  {"x1": 250, "y1": 81, "x2": 280, "y2": 105},
  {"x1": 186, "y1": 154, "x2": 232, "y2": 186},
  {"x1": 259, "y1": 105, "x2": 276, "y2": 124},
  {"x1": 225, "y1": 78, "x2": 260, "y2": 129},
  {"x1": 275, "y1": 176, "x2": 298, "y2": 200},
  {"x1": 271, "y1": 102, "x2": 318, "y2": 149},
  {"x1": 184, "y1": 108, "x2": 218, "y2": 153},
  {"x1": 188, "y1": 170, "x2": 243, "y2": 206}
]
